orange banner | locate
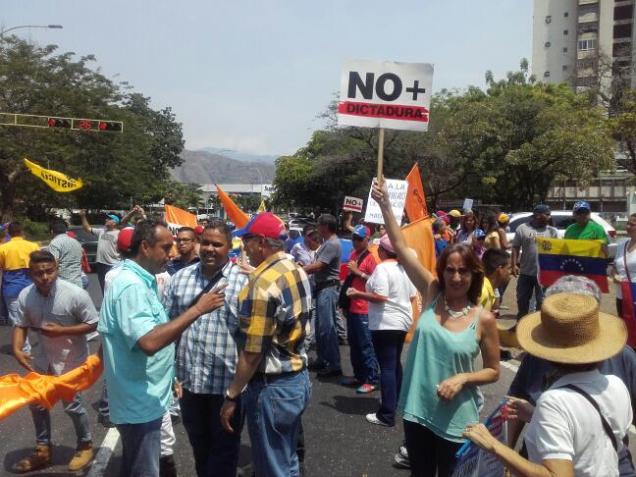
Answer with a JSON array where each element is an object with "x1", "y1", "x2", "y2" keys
[
  {"x1": 401, "y1": 217, "x2": 436, "y2": 342},
  {"x1": 216, "y1": 184, "x2": 249, "y2": 228},
  {"x1": 0, "y1": 355, "x2": 102, "y2": 421},
  {"x1": 164, "y1": 204, "x2": 198, "y2": 228},
  {"x1": 405, "y1": 163, "x2": 429, "y2": 222}
]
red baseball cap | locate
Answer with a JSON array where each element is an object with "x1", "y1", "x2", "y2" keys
[
  {"x1": 233, "y1": 212, "x2": 286, "y2": 239},
  {"x1": 194, "y1": 225, "x2": 205, "y2": 235},
  {"x1": 117, "y1": 227, "x2": 135, "y2": 253}
]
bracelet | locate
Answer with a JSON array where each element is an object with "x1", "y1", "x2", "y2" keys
[{"x1": 224, "y1": 389, "x2": 239, "y2": 402}]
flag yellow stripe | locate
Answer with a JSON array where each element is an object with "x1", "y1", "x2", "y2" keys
[{"x1": 536, "y1": 237, "x2": 603, "y2": 258}]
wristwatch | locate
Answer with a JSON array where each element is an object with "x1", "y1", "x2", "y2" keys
[{"x1": 224, "y1": 389, "x2": 239, "y2": 402}]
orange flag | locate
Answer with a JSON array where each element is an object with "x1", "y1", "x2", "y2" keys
[
  {"x1": 216, "y1": 184, "x2": 249, "y2": 228},
  {"x1": 405, "y1": 163, "x2": 429, "y2": 221},
  {"x1": 164, "y1": 204, "x2": 198, "y2": 228},
  {"x1": 0, "y1": 354, "x2": 102, "y2": 421},
  {"x1": 400, "y1": 217, "x2": 437, "y2": 342}
]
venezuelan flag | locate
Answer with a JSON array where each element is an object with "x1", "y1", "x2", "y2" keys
[{"x1": 537, "y1": 238, "x2": 609, "y2": 293}]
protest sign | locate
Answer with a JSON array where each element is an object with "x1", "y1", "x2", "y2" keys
[
  {"x1": 343, "y1": 196, "x2": 364, "y2": 213},
  {"x1": 338, "y1": 59, "x2": 433, "y2": 132},
  {"x1": 462, "y1": 198, "x2": 474, "y2": 212},
  {"x1": 364, "y1": 179, "x2": 408, "y2": 225}
]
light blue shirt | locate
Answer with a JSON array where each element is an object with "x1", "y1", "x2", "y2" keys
[{"x1": 98, "y1": 259, "x2": 175, "y2": 425}]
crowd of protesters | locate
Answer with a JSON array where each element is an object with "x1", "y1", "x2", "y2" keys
[{"x1": 1, "y1": 186, "x2": 635, "y2": 477}]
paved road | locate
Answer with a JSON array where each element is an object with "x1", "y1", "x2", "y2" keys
[{"x1": 0, "y1": 274, "x2": 633, "y2": 476}]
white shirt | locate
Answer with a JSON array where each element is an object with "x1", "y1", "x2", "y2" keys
[
  {"x1": 524, "y1": 370, "x2": 632, "y2": 477},
  {"x1": 366, "y1": 260, "x2": 417, "y2": 331},
  {"x1": 614, "y1": 241, "x2": 636, "y2": 299}
]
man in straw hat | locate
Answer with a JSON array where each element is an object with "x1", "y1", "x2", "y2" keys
[{"x1": 463, "y1": 291, "x2": 632, "y2": 476}]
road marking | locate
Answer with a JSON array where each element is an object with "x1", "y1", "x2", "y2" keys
[
  {"x1": 87, "y1": 427, "x2": 119, "y2": 477},
  {"x1": 499, "y1": 359, "x2": 636, "y2": 436}
]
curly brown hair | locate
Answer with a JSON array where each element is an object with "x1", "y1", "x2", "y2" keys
[{"x1": 435, "y1": 244, "x2": 484, "y2": 305}]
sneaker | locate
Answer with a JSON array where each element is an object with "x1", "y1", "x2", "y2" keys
[
  {"x1": 365, "y1": 413, "x2": 390, "y2": 427},
  {"x1": 98, "y1": 413, "x2": 115, "y2": 428},
  {"x1": 68, "y1": 442, "x2": 94, "y2": 472},
  {"x1": 339, "y1": 376, "x2": 360, "y2": 386},
  {"x1": 356, "y1": 383, "x2": 376, "y2": 394},
  {"x1": 394, "y1": 450, "x2": 410, "y2": 469},
  {"x1": 12, "y1": 445, "x2": 51, "y2": 474},
  {"x1": 317, "y1": 368, "x2": 343, "y2": 378}
]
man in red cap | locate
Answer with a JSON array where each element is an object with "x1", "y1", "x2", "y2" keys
[{"x1": 220, "y1": 212, "x2": 312, "y2": 477}]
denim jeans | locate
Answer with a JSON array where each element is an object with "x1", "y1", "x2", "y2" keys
[
  {"x1": 95, "y1": 262, "x2": 112, "y2": 293},
  {"x1": 180, "y1": 389, "x2": 244, "y2": 477},
  {"x1": 30, "y1": 392, "x2": 91, "y2": 446},
  {"x1": 371, "y1": 330, "x2": 406, "y2": 426},
  {"x1": 246, "y1": 370, "x2": 311, "y2": 477},
  {"x1": 315, "y1": 286, "x2": 341, "y2": 371},
  {"x1": 516, "y1": 274, "x2": 544, "y2": 319},
  {"x1": 117, "y1": 417, "x2": 162, "y2": 477},
  {"x1": 346, "y1": 312, "x2": 379, "y2": 384}
]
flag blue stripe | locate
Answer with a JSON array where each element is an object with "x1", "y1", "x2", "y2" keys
[{"x1": 538, "y1": 254, "x2": 609, "y2": 276}]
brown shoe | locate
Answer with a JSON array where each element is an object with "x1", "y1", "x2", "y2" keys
[
  {"x1": 68, "y1": 441, "x2": 94, "y2": 472},
  {"x1": 13, "y1": 445, "x2": 52, "y2": 473}
]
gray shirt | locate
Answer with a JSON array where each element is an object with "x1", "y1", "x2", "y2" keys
[
  {"x1": 13, "y1": 279, "x2": 98, "y2": 375},
  {"x1": 512, "y1": 222, "x2": 558, "y2": 276},
  {"x1": 315, "y1": 235, "x2": 341, "y2": 284},
  {"x1": 48, "y1": 233, "x2": 83, "y2": 287},
  {"x1": 94, "y1": 228, "x2": 121, "y2": 266}
]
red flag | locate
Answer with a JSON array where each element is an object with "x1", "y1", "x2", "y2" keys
[{"x1": 405, "y1": 164, "x2": 429, "y2": 222}]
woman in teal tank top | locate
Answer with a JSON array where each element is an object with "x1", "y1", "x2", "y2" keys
[{"x1": 371, "y1": 181, "x2": 501, "y2": 477}]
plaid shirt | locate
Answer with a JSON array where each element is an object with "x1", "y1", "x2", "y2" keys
[
  {"x1": 239, "y1": 251, "x2": 312, "y2": 374},
  {"x1": 163, "y1": 260, "x2": 247, "y2": 395}
]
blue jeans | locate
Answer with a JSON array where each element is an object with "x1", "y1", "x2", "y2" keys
[
  {"x1": 180, "y1": 389, "x2": 244, "y2": 477},
  {"x1": 516, "y1": 274, "x2": 544, "y2": 319},
  {"x1": 117, "y1": 417, "x2": 162, "y2": 477},
  {"x1": 30, "y1": 392, "x2": 91, "y2": 446},
  {"x1": 315, "y1": 286, "x2": 341, "y2": 371},
  {"x1": 246, "y1": 370, "x2": 311, "y2": 477},
  {"x1": 371, "y1": 330, "x2": 406, "y2": 426},
  {"x1": 346, "y1": 312, "x2": 379, "y2": 384}
]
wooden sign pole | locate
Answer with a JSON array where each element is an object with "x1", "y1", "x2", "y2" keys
[{"x1": 376, "y1": 127, "x2": 385, "y2": 182}]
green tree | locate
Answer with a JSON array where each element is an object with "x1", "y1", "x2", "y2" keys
[{"x1": 0, "y1": 37, "x2": 184, "y2": 221}]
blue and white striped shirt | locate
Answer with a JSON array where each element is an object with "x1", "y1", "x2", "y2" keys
[{"x1": 162, "y1": 260, "x2": 247, "y2": 395}]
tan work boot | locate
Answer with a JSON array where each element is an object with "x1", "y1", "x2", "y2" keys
[
  {"x1": 68, "y1": 441, "x2": 94, "y2": 472},
  {"x1": 13, "y1": 444, "x2": 52, "y2": 473}
]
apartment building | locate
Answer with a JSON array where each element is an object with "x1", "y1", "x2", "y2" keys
[{"x1": 532, "y1": 0, "x2": 636, "y2": 90}]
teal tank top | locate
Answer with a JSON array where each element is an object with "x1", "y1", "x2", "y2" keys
[{"x1": 398, "y1": 297, "x2": 481, "y2": 442}]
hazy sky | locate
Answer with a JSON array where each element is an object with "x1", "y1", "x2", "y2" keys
[{"x1": 2, "y1": 1, "x2": 532, "y2": 156}]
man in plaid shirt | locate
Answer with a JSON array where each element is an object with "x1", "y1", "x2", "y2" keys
[
  {"x1": 163, "y1": 220, "x2": 247, "y2": 477},
  {"x1": 220, "y1": 212, "x2": 312, "y2": 477}
]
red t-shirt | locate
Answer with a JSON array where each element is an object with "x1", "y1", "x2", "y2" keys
[{"x1": 346, "y1": 249, "x2": 377, "y2": 314}]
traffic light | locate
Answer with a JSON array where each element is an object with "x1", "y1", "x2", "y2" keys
[
  {"x1": 47, "y1": 117, "x2": 71, "y2": 128},
  {"x1": 98, "y1": 121, "x2": 123, "y2": 132}
]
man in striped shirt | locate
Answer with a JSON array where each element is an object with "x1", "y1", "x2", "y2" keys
[
  {"x1": 220, "y1": 212, "x2": 312, "y2": 477},
  {"x1": 163, "y1": 219, "x2": 247, "y2": 477}
]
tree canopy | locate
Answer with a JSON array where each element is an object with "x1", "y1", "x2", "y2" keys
[
  {"x1": 273, "y1": 61, "x2": 615, "y2": 212},
  {"x1": 0, "y1": 37, "x2": 185, "y2": 221}
]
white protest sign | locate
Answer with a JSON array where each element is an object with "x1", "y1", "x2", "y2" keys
[
  {"x1": 343, "y1": 196, "x2": 364, "y2": 213},
  {"x1": 337, "y1": 59, "x2": 434, "y2": 132},
  {"x1": 364, "y1": 179, "x2": 408, "y2": 225},
  {"x1": 462, "y1": 198, "x2": 474, "y2": 212}
]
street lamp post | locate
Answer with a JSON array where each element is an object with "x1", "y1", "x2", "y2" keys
[{"x1": 0, "y1": 24, "x2": 63, "y2": 38}]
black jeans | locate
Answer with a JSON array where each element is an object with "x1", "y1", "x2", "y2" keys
[
  {"x1": 96, "y1": 262, "x2": 112, "y2": 293},
  {"x1": 404, "y1": 420, "x2": 462, "y2": 477},
  {"x1": 371, "y1": 330, "x2": 406, "y2": 425},
  {"x1": 180, "y1": 389, "x2": 244, "y2": 477}
]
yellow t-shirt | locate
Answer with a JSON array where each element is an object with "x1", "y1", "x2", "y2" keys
[
  {"x1": 479, "y1": 277, "x2": 496, "y2": 311},
  {"x1": 484, "y1": 230, "x2": 501, "y2": 250}
]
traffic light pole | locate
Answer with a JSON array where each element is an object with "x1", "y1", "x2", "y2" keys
[{"x1": 0, "y1": 112, "x2": 123, "y2": 133}]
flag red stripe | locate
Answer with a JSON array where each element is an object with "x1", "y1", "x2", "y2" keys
[{"x1": 539, "y1": 269, "x2": 609, "y2": 293}]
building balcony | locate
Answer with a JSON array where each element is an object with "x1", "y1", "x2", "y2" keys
[
  {"x1": 578, "y1": 12, "x2": 599, "y2": 23},
  {"x1": 578, "y1": 0, "x2": 599, "y2": 5}
]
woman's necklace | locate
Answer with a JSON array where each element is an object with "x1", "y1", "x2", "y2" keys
[{"x1": 443, "y1": 296, "x2": 472, "y2": 319}]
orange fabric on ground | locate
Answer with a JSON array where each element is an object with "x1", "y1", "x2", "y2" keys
[
  {"x1": 164, "y1": 204, "x2": 198, "y2": 228},
  {"x1": 216, "y1": 185, "x2": 250, "y2": 228},
  {"x1": 0, "y1": 354, "x2": 102, "y2": 421},
  {"x1": 405, "y1": 164, "x2": 430, "y2": 222}
]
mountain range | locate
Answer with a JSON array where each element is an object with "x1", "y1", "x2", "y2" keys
[{"x1": 170, "y1": 149, "x2": 277, "y2": 185}]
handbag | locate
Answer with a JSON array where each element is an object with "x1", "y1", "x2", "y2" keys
[
  {"x1": 338, "y1": 250, "x2": 370, "y2": 310},
  {"x1": 620, "y1": 242, "x2": 636, "y2": 348}
]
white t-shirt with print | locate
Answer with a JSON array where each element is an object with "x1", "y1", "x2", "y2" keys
[
  {"x1": 614, "y1": 241, "x2": 636, "y2": 299},
  {"x1": 366, "y1": 261, "x2": 417, "y2": 331}
]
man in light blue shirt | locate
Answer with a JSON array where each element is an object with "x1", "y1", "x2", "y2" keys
[{"x1": 98, "y1": 220, "x2": 226, "y2": 477}]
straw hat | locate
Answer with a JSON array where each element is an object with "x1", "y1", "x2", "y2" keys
[{"x1": 516, "y1": 293, "x2": 627, "y2": 364}]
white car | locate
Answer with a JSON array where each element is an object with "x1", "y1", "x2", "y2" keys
[{"x1": 506, "y1": 211, "x2": 618, "y2": 258}]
